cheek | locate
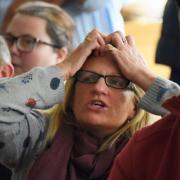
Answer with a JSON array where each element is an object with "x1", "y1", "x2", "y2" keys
[
  {"x1": 20, "y1": 52, "x2": 38, "y2": 64},
  {"x1": 112, "y1": 91, "x2": 135, "y2": 116},
  {"x1": 35, "y1": 49, "x2": 57, "y2": 66},
  {"x1": 73, "y1": 83, "x2": 89, "y2": 102},
  {"x1": 22, "y1": 55, "x2": 39, "y2": 69},
  {"x1": 23, "y1": 51, "x2": 52, "y2": 68}
]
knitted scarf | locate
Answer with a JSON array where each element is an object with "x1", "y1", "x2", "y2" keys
[{"x1": 28, "y1": 122, "x2": 128, "y2": 180}]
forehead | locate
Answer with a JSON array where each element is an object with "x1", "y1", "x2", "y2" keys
[
  {"x1": 83, "y1": 54, "x2": 113, "y2": 66},
  {"x1": 7, "y1": 14, "x2": 47, "y2": 35},
  {"x1": 82, "y1": 55, "x2": 121, "y2": 74}
]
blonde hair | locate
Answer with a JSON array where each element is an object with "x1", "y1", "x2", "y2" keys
[
  {"x1": 46, "y1": 77, "x2": 150, "y2": 152},
  {"x1": 0, "y1": 36, "x2": 11, "y2": 65},
  {"x1": 16, "y1": 1, "x2": 75, "y2": 51}
]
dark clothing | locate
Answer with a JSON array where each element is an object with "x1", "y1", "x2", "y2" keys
[
  {"x1": 28, "y1": 121, "x2": 129, "y2": 180},
  {"x1": 155, "y1": 0, "x2": 180, "y2": 84},
  {"x1": 108, "y1": 96, "x2": 180, "y2": 180},
  {"x1": 0, "y1": 165, "x2": 11, "y2": 180},
  {"x1": 170, "y1": 67, "x2": 180, "y2": 83}
]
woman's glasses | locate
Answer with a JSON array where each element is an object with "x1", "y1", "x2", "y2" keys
[
  {"x1": 75, "y1": 70, "x2": 133, "y2": 89},
  {"x1": 3, "y1": 34, "x2": 62, "y2": 53}
]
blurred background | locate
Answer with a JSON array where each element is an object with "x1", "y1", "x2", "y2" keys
[{"x1": 122, "y1": 0, "x2": 170, "y2": 78}]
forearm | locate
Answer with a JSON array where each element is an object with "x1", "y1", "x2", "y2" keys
[
  {"x1": 0, "y1": 66, "x2": 64, "y2": 115},
  {"x1": 0, "y1": 65, "x2": 64, "y2": 167},
  {"x1": 0, "y1": 111, "x2": 48, "y2": 169},
  {"x1": 139, "y1": 77, "x2": 180, "y2": 115}
]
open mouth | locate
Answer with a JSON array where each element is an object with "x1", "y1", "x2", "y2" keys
[{"x1": 89, "y1": 100, "x2": 107, "y2": 109}]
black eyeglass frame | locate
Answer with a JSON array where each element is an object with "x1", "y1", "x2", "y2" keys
[
  {"x1": 75, "y1": 70, "x2": 134, "y2": 90},
  {"x1": 2, "y1": 34, "x2": 62, "y2": 53}
]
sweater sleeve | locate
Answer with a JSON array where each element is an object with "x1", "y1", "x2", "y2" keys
[
  {"x1": 139, "y1": 77, "x2": 180, "y2": 116},
  {"x1": 0, "y1": 66, "x2": 64, "y2": 169}
]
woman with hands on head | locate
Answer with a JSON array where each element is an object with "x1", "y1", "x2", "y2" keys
[{"x1": 0, "y1": 29, "x2": 163, "y2": 180}]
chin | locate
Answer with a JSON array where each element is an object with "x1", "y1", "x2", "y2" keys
[{"x1": 78, "y1": 115, "x2": 107, "y2": 128}]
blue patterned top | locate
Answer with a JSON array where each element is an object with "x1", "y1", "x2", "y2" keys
[{"x1": 0, "y1": 66, "x2": 64, "y2": 180}]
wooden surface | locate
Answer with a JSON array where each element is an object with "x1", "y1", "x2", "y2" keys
[{"x1": 125, "y1": 21, "x2": 170, "y2": 79}]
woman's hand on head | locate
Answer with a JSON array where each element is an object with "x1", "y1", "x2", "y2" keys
[
  {"x1": 57, "y1": 29, "x2": 106, "y2": 80},
  {"x1": 103, "y1": 32, "x2": 156, "y2": 91}
]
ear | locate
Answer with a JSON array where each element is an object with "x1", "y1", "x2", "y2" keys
[
  {"x1": 55, "y1": 47, "x2": 68, "y2": 64},
  {"x1": 0, "y1": 64, "x2": 14, "y2": 78}
]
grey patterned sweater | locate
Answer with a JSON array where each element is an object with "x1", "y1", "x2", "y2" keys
[{"x1": 0, "y1": 65, "x2": 179, "y2": 180}]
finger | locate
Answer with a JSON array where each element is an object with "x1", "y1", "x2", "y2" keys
[
  {"x1": 93, "y1": 48, "x2": 102, "y2": 56},
  {"x1": 84, "y1": 29, "x2": 106, "y2": 48},
  {"x1": 99, "y1": 31, "x2": 107, "y2": 41},
  {"x1": 122, "y1": 36, "x2": 128, "y2": 45},
  {"x1": 96, "y1": 31, "x2": 106, "y2": 46},
  {"x1": 126, "y1": 35, "x2": 136, "y2": 48},
  {"x1": 96, "y1": 46, "x2": 105, "y2": 56},
  {"x1": 118, "y1": 31, "x2": 127, "y2": 44},
  {"x1": 107, "y1": 31, "x2": 127, "y2": 49},
  {"x1": 97, "y1": 35, "x2": 106, "y2": 46},
  {"x1": 105, "y1": 31, "x2": 122, "y2": 47},
  {"x1": 103, "y1": 44, "x2": 118, "y2": 56},
  {"x1": 85, "y1": 36, "x2": 93, "y2": 43}
]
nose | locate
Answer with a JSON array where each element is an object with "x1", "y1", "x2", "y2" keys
[
  {"x1": 9, "y1": 43, "x2": 20, "y2": 55},
  {"x1": 92, "y1": 77, "x2": 109, "y2": 95}
]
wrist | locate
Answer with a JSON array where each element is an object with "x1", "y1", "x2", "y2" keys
[
  {"x1": 134, "y1": 70, "x2": 156, "y2": 91},
  {"x1": 56, "y1": 61, "x2": 71, "y2": 80}
]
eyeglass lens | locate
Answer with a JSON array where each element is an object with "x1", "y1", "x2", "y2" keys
[
  {"x1": 76, "y1": 70, "x2": 130, "y2": 89},
  {"x1": 4, "y1": 35, "x2": 37, "y2": 52},
  {"x1": 17, "y1": 36, "x2": 36, "y2": 52}
]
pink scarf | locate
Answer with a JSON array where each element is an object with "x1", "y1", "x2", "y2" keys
[{"x1": 28, "y1": 122, "x2": 128, "y2": 180}]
